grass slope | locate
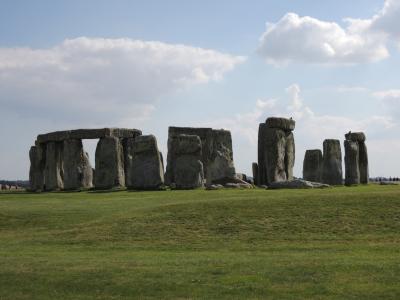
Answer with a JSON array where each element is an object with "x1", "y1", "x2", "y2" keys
[{"x1": 1, "y1": 185, "x2": 400, "y2": 299}]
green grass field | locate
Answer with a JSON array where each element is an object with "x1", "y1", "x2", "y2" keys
[{"x1": 1, "y1": 185, "x2": 400, "y2": 299}]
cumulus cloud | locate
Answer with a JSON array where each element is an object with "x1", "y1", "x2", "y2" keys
[
  {"x1": 0, "y1": 37, "x2": 245, "y2": 126},
  {"x1": 258, "y1": 0, "x2": 400, "y2": 65}
]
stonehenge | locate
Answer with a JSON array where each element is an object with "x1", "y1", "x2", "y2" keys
[
  {"x1": 165, "y1": 127, "x2": 236, "y2": 186},
  {"x1": 321, "y1": 139, "x2": 343, "y2": 185},
  {"x1": 303, "y1": 150, "x2": 323, "y2": 182},
  {"x1": 344, "y1": 132, "x2": 369, "y2": 185},
  {"x1": 28, "y1": 121, "x2": 371, "y2": 192},
  {"x1": 257, "y1": 117, "x2": 295, "y2": 185}
]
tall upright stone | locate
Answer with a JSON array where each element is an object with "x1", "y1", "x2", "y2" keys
[
  {"x1": 258, "y1": 117, "x2": 295, "y2": 185},
  {"x1": 321, "y1": 139, "x2": 343, "y2": 185},
  {"x1": 208, "y1": 129, "x2": 236, "y2": 182},
  {"x1": 29, "y1": 144, "x2": 46, "y2": 191},
  {"x1": 359, "y1": 142, "x2": 369, "y2": 184},
  {"x1": 94, "y1": 136, "x2": 125, "y2": 189},
  {"x1": 344, "y1": 140, "x2": 360, "y2": 185},
  {"x1": 63, "y1": 139, "x2": 93, "y2": 190},
  {"x1": 165, "y1": 127, "x2": 235, "y2": 185},
  {"x1": 167, "y1": 134, "x2": 204, "y2": 189},
  {"x1": 303, "y1": 149, "x2": 323, "y2": 182},
  {"x1": 252, "y1": 162, "x2": 259, "y2": 186},
  {"x1": 44, "y1": 141, "x2": 64, "y2": 191},
  {"x1": 344, "y1": 132, "x2": 369, "y2": 185},
  {"x1": 125, "y1": 135, "x2": 164, "y2": 190}
]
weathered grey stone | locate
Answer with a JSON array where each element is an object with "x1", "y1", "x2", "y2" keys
[
  {"x1": 37, "y1": 128, "x2": 142, "y2": 143},
  {"x1": 224, "y1": 182, "x2": 252, "y2": 188},
  {"x1": 258, "y1": 117, "x2": 295, "y2": 185},
  {"x1": 321, "y1": 139, "x2": 343, "y2": 185},
  {"x1": 258, "y1": 125, "x2": 288, "y2": 185},
  {"x1": 206, "y1": 184, "x2": 224, "y2": 190},
  {"x1": 252, "y1": 162, "x2": 259, "y2": 186},
  {"x1": 265, "y1": 117, "x2": 296, "y2": 131},
  {"x1": 29, "y1": 144, "x2": 45, "y2": 191},
  {"x1": 303, "y1": 149, "x2": 323, "y2": 182},
  {"x1": 208, "y1": 129, "x2": 236, "y2": 182},
  {"x1": 94, "y1": 136, "x2": 125, "y2": 189},
  {"x1": 165, "y1": 127, "x2": 235, "y2": 185},
  {"x1": 285, "y1": 131, "x2": 295, "y2": 181},
  {"x1": 125, "y1": 135, "x2": 164, "y2": 190},
  {"x1": 345, "y1": 132, "x2": 366, "y2": 143},
  {"x1": 62, "y1": 139, "x2": 93, "y2": 190},
  {"x1": 168, "y1": 134, "x2": 204, "y2": 189},
  {"x1": 344, "y1": 140, "x2": 360, "y2": 186},
  {"x1": 44, "y1": 142, "x2": 64, "y2": 191},
  {"x1": 359, "y1": 142, "x2": 369, "y2": 184},
  {"x1": 269, "y1": 179, "x2": 330, "y2": 189}
]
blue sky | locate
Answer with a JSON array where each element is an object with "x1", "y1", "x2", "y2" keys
[{"x1": 1, "y1": 0, "x2": 399, "y2": 179}]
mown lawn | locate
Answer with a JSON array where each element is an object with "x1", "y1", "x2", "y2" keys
[{"x1": 0, "y1": 185, "x2": 400, "y2": 299}]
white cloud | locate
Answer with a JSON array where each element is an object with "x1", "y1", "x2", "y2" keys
[
  {"x1": 257, "y1": 13, "x2": 388, "y2": 65},
  {"x1": 257, "y1": 0, "x2": 400, "y2": 65},
  {"x1": 0, "y1": 37, "x2": 245, "y2": 126}
]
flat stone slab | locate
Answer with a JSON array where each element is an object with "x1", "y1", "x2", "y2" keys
[
  {"x1": 345, "y1": 132, "x2": 366, "y2": 142},
  {"x1": 37, "y1": 128, "x2": 142, "y2": 143},
  {"x1": 265, "y1": 117, "x2": 295, "y2": 131},
  {"x1": 268, "y1": 179, "x2": 330, "y2": 189}
]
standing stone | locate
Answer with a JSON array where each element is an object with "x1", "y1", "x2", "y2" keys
[
  {"x1": 321, "y1": 139, "x2": 343, "y2": 185},
  {"x1": 168, "y1": 134, "x2": 204, "y2": 189},
  {"x1": 359, "y1": 142, "x2": 369, "y2": 184},
  {"x1": 94, "y1": 136, "x2": 125, "y2": 189},
  {"x1": 258, "y1": 117, "x2": 295, "y2": 185},
  {"x1": 285, "y1": 132, "x2": 295, "y2": 181},
  {"x1": 125, "y1": 135, "x2": 164, "y2": 190},
  {"x1": 63, "y1": 139, "x2": 93, "y2": 190},
  {"x1": 344, "y1": 132, "x2": 369, "y2": 185},
  {"x1": 44, "y1": 142, "x2": 64, "y2": 191},
  {"x1": 252, "y1": 162, "x2": 259, "y2": 186},
  {"x1": 165, "y1": 127, "x2": 235, "y2": 185},
  {"x1": 303, "y1": 149, "x2": 323, "y2": 182},
  {"x1": 29, "y1": 144, "x2": 45, "y2": 191},
  {"x1": 208, "y1": 129, "x2": 236, "y2": 182},
  {"x1": 344, "y1": 140, "x2": 360, "y2": 185}
]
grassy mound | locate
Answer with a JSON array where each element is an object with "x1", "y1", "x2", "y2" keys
[{"x1": 1, "y1": 185, "x2": 400, "y2": 299}]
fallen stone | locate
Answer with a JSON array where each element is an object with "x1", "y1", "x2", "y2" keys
[
  {"x1": 125, "y1": 135, "x2": 164, "y2": 190},
  {"x1": 206, "y1": 184, "x2": 224, "y2": 190},
  {"x1": 94, "y1": 136, "x2": 125, "y2": 189},
  {"x1": 269, "y1": 179, "x2": 330, "y2": 189}
]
